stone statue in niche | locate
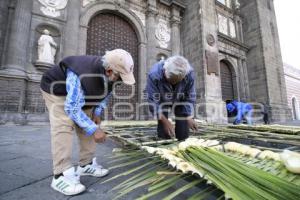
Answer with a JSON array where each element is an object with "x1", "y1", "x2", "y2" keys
[
  {"x1": 38, "y1": 0, "x2": 69, "y2": 17},
  {"x1": 37, "y1": 29, "x2": 57, "y2": 65},
  {"x1": 155, "y1": 21, "x2": 171, "y2": 49}
]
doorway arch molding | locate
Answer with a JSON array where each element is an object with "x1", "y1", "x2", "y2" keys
[{"x1": 79, "y1": 2, "x2": 146, "y2": 54}]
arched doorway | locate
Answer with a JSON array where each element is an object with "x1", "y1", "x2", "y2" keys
[
  {"x1": 292, "y1": 97, "x2": 299, "y2": 120},
  {"x1": 87, "y1": 13, "x2": 139, "y2": 120},
  {"x1": 220, "y1": 60, "x2": 235, "y2": 102}
]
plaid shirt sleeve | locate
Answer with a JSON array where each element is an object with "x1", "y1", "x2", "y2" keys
[
  {"x1": 64, "y1": 69, "x2": 98, "y2": 136},
  {"x1": 93, "y1": 92, "x2": 112, "y2": 117}
]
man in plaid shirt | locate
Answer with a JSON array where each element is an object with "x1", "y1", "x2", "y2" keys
[{"x1": 40, "y1": 49, "x2": 135, "y2": 196}]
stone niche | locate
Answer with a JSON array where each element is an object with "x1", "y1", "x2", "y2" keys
[{"x1": 33, "y1": 25, "x2": 61, "y2": 72}]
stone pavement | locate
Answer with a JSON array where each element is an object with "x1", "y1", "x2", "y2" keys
[
  {"x1": 0, "y1": 125, "x2": 150, "y2": 200},
  {"x1": 1, "y1": 121, "x2": 299, "y2": 200}
]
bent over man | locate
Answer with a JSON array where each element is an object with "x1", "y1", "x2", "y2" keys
[
  {"x1": 146, "y1": 56, "x2": 197, "y2": 141},
  {"x1": 226, "y1": 100, "x2": 253, "y2": 125},
  {"x1": 40, "y1": 49, "x2": 135, "y2": 195}
]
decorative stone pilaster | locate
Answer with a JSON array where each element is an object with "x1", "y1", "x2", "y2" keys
[
  {"x1": 170, "y1": 5, "x2": 181, "y2": 55},
  {"x1": 241, "y1": 59, "x2": 250, "y2": 100},
  {"x1": 138, "y1": 42, "x2": 148, "y2": 119},
  {"x1": 4, "y1": 0, "x2": 33, "y2": 74},
  {"x1": 199, "y1": 0, "x2": 227, "y2": 123},
  {"x1": 146, "y1": 0, "x2": 158, "y2": 69},
  {"x1": 63, "y1": 0, "x2": 80, "y2": 57}
]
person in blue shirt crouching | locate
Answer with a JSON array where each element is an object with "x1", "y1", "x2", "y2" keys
[{"x1": 226, "y1": 100, "x2": 253, "y2": 125}]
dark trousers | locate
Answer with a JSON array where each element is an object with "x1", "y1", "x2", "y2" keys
[
  {"x1": 157, "y1": 105, "x2": 189, "y2": 141},
  {"x1": 263, "y1": 113, "x2": 270, "y2": 124}
]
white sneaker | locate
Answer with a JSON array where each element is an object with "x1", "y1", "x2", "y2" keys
[
  {"x1": 51, "y1": 167, "x2": 86, "y2": 196},
  {"x1": 77, "y1": 157, "x2": 109, "y2": 177}
]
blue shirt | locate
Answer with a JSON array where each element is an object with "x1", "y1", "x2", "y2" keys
[
  {"x1": 64, "y1": 69, "x2": 111, "y2": 136},
  {"x1": 146, "y1": 61, "x2": 196, "y2": 117},
  {"x1": 227, "y1": 101, "x2": 253, "y2": 122}
]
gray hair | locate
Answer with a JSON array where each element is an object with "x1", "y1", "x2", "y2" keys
[
  {"x1": 102, "y1": 55, "x2": 109, "y2": 69},
  {"x1": 163, "y1": 56, "x2": 191, "y2": 79}
]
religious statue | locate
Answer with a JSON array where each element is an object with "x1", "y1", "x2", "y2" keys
[
  {"x1": 38, "y1": 0, "x2": 69, "y2": 17},
  {"x1": 37, "y1": 29, "x2": 57, "y2": 64}
]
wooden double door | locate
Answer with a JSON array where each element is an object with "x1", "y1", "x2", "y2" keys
[{"x1": 87, "y1": 13, "x2": 139, "y2": 120}]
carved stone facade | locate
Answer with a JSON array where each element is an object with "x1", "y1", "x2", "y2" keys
[
  {"x1": 38, "y1": 0, "x2": 69, "y2": 17},
  {"x1": 0, "y1": 0, "x2": 292, "y2": 124}
]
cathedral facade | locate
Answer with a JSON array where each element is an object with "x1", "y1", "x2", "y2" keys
[{"x1": 0, "y1": 0, "x2": 291, "y2": 124}]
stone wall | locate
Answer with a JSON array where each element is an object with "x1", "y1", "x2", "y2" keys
[
  {"x1": 181, "y1": 0, "x2": 227, "y2": 123},
  {"x1": 239, "y1": 0, "x2": 291, "y2": 122},
  {"x1": 239, "y1": 0, "x2": 268, "y2": 103},
  {"x1": 25, "y1": 81, "x2": 46, "y2": 114},
  {"x1": 0, "y1": 0, "x2": 293, "y2": 124},
  {"x1": 181, "y1": 0, "x2": 205, "y2": 101},
  {"x1": 284, "y1": 64, "x2": 300, "y2": 120},
  {"x1": 0, "y1": 0, "x2": 10, "y2": 66}
]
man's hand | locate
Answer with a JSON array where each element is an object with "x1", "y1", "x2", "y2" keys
[
  {"x1": 160, "y1": 115, "x2": 175, "y2": 137},
  {"x1": 93, "y1": 128, "x2": 106, "y2": 143},
  {"x1": 92, "y1": 115, "x2": 101, "y2": 125},
  {"x1": 187, "y1": 118, "x2": 198, "y2": 132}
]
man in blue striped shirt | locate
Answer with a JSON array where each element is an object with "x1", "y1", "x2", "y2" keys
[{"x1": 40, "y1": 49, "x2": 135, "y2": 196}]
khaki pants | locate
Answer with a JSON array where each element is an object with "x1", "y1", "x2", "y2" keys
[{"x1": 41, "y1": 90, "x2": 97, "y2": 175}]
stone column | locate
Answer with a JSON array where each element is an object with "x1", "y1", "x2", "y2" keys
[
  {"x1": 63, "y1": 0, "x2": 80, "y2": 57},
  {"x1": 0, "y1": 0, "x2": 10, "y2": 66},
  {"x1": 138, "y1": 43, "x2": 147, "y2": 98},
  {"x1": 241, "y1": 59, "x2": 250, "y2": 100},
  {"x1": 171, "y1": 5, "x2": 181, "y2": 55},
  {"x1": 146, "y1": 0, "x2": 158, "y2": 69},
  {"x1": 5, "y1": 0, "x2": 33, "y2": 73},
  {"x1": 138, "y1": 42, "x2": 148, "y2": 119},
  {"x1": 199, "y1": 0, "x2": 227, "y2": 123}
]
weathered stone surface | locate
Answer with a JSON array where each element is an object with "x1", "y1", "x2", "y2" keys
[
  {"x1": 0, "y1": 0, "x2": 293, "y2": 123},
  {"x1": 0, "y1": 124, "x2": 229, "y2": 200},
  {"x1": 284, "y1": 64, "x2": 300, "y2": 120},
  {"x1": 240, "y1": 0, "x2": 291, "y2": 122}
]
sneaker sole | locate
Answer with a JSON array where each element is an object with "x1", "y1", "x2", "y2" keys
[
  {"x1": 80, "y1": 171, "x2": 109, "y2": 178},
  {"x1": 51, "y1": 184, "x2": 86, "y2": 196}
]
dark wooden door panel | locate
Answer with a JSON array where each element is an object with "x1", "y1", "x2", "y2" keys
[
  {"x1": 87, "y1": 13, "x2": 139, "y2": 120},
  {"x1": 220, "y1": 61, "x2": 234, "y2": 102}
]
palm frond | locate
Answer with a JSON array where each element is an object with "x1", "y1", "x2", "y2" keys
[{"x1": 104, "y1": 130, "x2": 300, "y2": 200}]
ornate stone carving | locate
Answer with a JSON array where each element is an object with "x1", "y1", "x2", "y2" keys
[
  {"x1": 38, "y1": 0, "x2": 68, "y2": 17},
  {"x1": 155, "y1": 20, "x2": 171, "y2": 49},
  {"x1": 206, "y1": 34, "x2": 216, "y2": 46}
]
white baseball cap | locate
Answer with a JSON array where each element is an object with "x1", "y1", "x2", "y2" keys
[{"x1": 104, "y1": 49, "x2": 135, "y2": 85}]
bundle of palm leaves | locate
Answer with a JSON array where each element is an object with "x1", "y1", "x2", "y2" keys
[
  {"x1": 103, "y1": 138, "x2": 300, "y2": 200},
  {"x1": 179, "y1": 147, "x2": 300, "y2": 200},
  {"x1": 228, "y1": 124, "x2": 300, "y2": 135}
]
